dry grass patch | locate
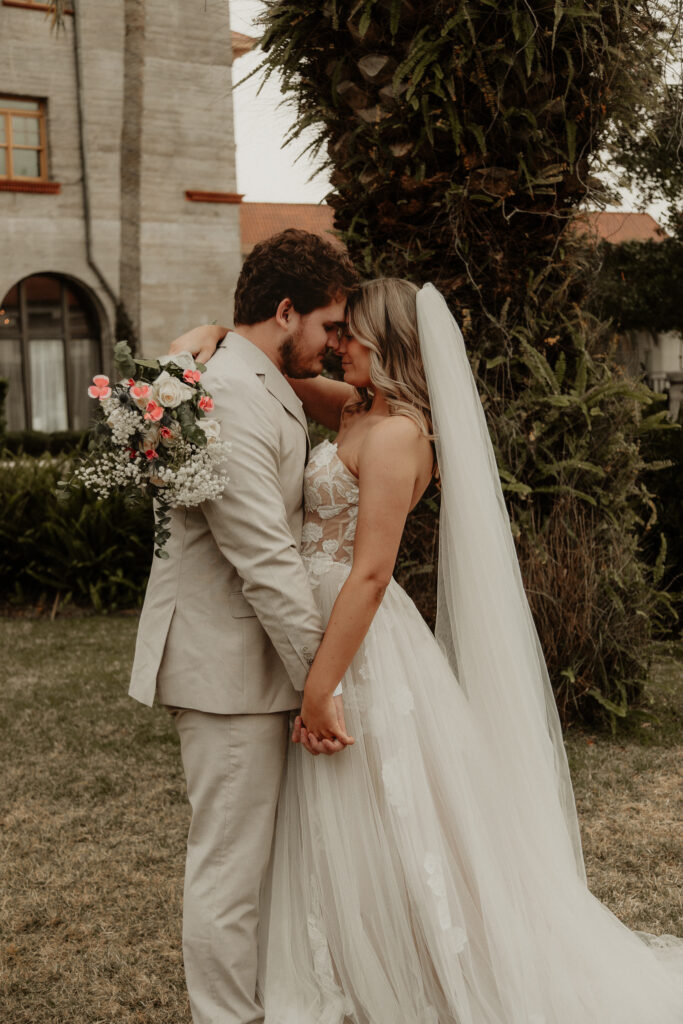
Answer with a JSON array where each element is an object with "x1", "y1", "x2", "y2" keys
[
  {"x1": 564, "y1": 640, "x2": 683, "y2": 936},
  {"x1": 0, "y1": 618, "x2": 681, "y2": 1022},
  {"x1": 0, "y1": 617, "x2": 190, "y2": 1023}
]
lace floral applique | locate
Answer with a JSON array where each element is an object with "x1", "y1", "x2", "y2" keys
[
  {"x1": 423, "y1": 852, "x2": 467, "y2": 950},
  {"x1": 306, "y1": 880, "x2": 354, "y2": 1022},
  {"x1": 382, "y1": 757, "x2": 410, "y2": 817},
  {"x1": 301, "y1": 522, "x2": 323, "y2": 544},
  {"x1": 306, "y1": 551, "x2": 337, "y2": 577},
  {"x1": 307, "y1": 911, "x2": 336, "y2": 989},
  {"x1": 302, "y1": 441, "x2": 359, "y2": 570},
  {"x1": 391, "y1": 683, "x2": 415, "y2": 715}
]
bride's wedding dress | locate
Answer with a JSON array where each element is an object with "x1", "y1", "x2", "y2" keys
[{"x1": 258, "y1": 438, "x2": 683, "y2": 1024}]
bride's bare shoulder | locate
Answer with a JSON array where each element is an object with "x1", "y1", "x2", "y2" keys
[
  {"x1": 359, "y1": 414, "x2": 426, "y2": 465},
  {"x1": 359, "y1": 415, "x2": 434, "y2": 488},
  {"x1": 366, "y1": 413, "x2": 424, "y2": 446}
]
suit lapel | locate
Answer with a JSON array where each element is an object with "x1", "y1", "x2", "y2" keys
[{"x1": 224, "y1": 332, "x2": 310, "y2": 454}]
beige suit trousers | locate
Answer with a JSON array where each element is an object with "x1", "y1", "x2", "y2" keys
[{"x1": 169, "y1": 707, "x2": 290, "y2": 1024}]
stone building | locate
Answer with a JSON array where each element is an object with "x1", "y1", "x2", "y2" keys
[{"x1": 0, "y1": 0, "x2": 242, "y2": 432}]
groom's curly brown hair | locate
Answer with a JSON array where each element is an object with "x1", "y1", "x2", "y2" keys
[{"x1": 234, "y1": 228, "x2": 359, "y2": 325}]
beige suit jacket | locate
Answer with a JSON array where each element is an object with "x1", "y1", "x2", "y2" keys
[{"x1": 128, "y1": 332, "x2": 325, "y2": 714}]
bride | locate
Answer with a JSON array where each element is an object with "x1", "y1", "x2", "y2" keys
[{"x1": 178, "y1": 279, "x2": 683, "y2": 1023}]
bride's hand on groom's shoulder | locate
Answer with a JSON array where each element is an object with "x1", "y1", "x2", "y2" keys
[
  {"x1": 293, "y1": 694, "x2": 354, "y2": 757},
  {"x1": 169, "y1": 324, "x2": 227, "y2": 364}
]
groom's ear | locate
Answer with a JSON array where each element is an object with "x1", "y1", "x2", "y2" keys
[{"x1": 275, "y1": 297, "x2": 295, "y2": 329}]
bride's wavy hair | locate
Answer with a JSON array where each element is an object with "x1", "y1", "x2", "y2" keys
[{"x1": 346, "y1": 278, "x2": 434, "y2": 439}]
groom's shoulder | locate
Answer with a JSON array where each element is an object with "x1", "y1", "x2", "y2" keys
[{"x1": 202, "y1": 346, "x2": 268, "y2": 403}]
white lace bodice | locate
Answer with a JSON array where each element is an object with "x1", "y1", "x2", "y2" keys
[{"x1": 301, "y1": 440, "x2": 359, "y2": 577}]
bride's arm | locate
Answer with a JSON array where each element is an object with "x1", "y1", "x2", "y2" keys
[
  {"x1": 287, "y1": 376, "x2": 355, "y2": 430},
  {"x1": 168, "y1": 324, "x2": 228, "y2": 364},
  {"x1": 299, "y1": 416, "x2": 424, "y2": 741},
  {"x1": 167, "y1": 327, "x2": 354, "y2": 429}
]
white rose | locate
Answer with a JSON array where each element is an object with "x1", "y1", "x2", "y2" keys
[
  {"x1": 198, "y1": 418, "x2": 221, "y2": 444},
  {"x1": 153, "y1": 370, "x2": 194, "y2": 408},
  {"x1": 142, "y1": 424, "x2": 161, "y2": 448},
  {"x1": 158, "y1": 350, "x2": 197, "y2": 371}
]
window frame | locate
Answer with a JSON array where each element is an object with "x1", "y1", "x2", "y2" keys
[
  {"x1": 0, "y1": 275, "x2": 105, "y2": 432},
  {"x1": 0, "y1": 96, "x2": 48, "y2": 182}
]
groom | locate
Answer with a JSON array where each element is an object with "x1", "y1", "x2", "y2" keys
[{"x1": 129, "y1": 229, "x2": 358, "y2": 1024}]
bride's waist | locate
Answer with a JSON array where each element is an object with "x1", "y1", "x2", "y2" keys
[{"x1": 301, "y1": 548, "x2": 353, "y2": 581}]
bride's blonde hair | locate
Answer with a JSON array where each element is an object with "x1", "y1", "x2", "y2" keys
[{"x1": 346, "y1": 277, "x2": 434, "y2": 439}]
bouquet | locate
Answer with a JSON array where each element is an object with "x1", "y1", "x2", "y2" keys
[{"x1": 67, "y1": 340, "x2": 230, "y2": 558}]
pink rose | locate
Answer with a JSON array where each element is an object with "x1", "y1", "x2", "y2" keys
[
  {"x1": 144, "y1": 401, "x2": 164, "y2": 422},
  {"x1": 159, "y1": 426, "x2": 173, "y2": 439},
  {"x1": 183, "y1": 369, "x2": 202, "y2": 384},
  {"x1": 130, "y1": 383, "x2": 151, "y2": 409},
  {"x1": 145, "y1": 448, "x2": 159, "y2": 460},
  {"x1": 88, "y1": 374, "x2": 111, "y2": 400},
  {"x1": 199, "y1": 395, "x2": 214, "y2": 412}
]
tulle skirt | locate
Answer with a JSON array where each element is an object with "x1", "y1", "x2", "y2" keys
[{"x1": 257, "y1": 563, "x2": 683, "y2": 1023}]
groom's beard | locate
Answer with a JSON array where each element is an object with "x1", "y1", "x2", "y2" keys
[{"x1": 278, "y1": 327, "x2": 321, "y2": 379}]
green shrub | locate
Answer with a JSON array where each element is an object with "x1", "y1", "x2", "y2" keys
[
  {"x1": 0, "y1": 453, "x2": 153, "y2": 611},
  {"x1": 4, "y1": 429, "x2": 88, "y2": 456}
]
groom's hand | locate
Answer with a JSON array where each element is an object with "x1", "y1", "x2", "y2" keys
[
  {"x1": 294, "y1": 719, "x2": 344, "y2": 756},
  {"x1": 292, "y1": 695, "x2": 353, "y2": 756},
  {"x1": 300, "y1": 690, "x2": 354, "y2": 747}
]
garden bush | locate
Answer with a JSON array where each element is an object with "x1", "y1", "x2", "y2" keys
[
  {"x1": 0, "y1": 453, "x2": 153, "y2": 611},
  {"x1": 3, "y1": 429, "x2": 89, "y2": 456}
]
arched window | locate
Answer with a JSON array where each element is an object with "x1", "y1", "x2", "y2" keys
[{"x1": 0, "y1": 274, "x2": 105, "y2": 432}]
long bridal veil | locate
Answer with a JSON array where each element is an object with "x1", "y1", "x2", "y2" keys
[
  {"x1": 416, "y1": 283, "x2": 585, "y2": 880},
  {"x1": 416, "y1": 281, "x2": 683, "y2": 975}
]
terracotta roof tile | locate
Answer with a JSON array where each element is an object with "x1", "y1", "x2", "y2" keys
[
  {"x1": 576, "y1": 210, "x2": 668, "y2": 244},
  {"x1": 240, "y1": 203, "x2": 666, "y2": 255},
  {"x1": 240, "y1": 203, "x2": 342, "y2": 254},
  {"x1": 232, "y1": 32, "x2": 257, "y2": 60}
]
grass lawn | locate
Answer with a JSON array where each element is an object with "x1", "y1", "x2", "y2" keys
[{"x1": 0, "y1": 616, "x2": 681, "y2": 1024}]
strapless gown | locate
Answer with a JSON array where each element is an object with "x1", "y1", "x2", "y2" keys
[{"x1": 256, "y1": 439, "x2": 683, "y2": 1024}]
